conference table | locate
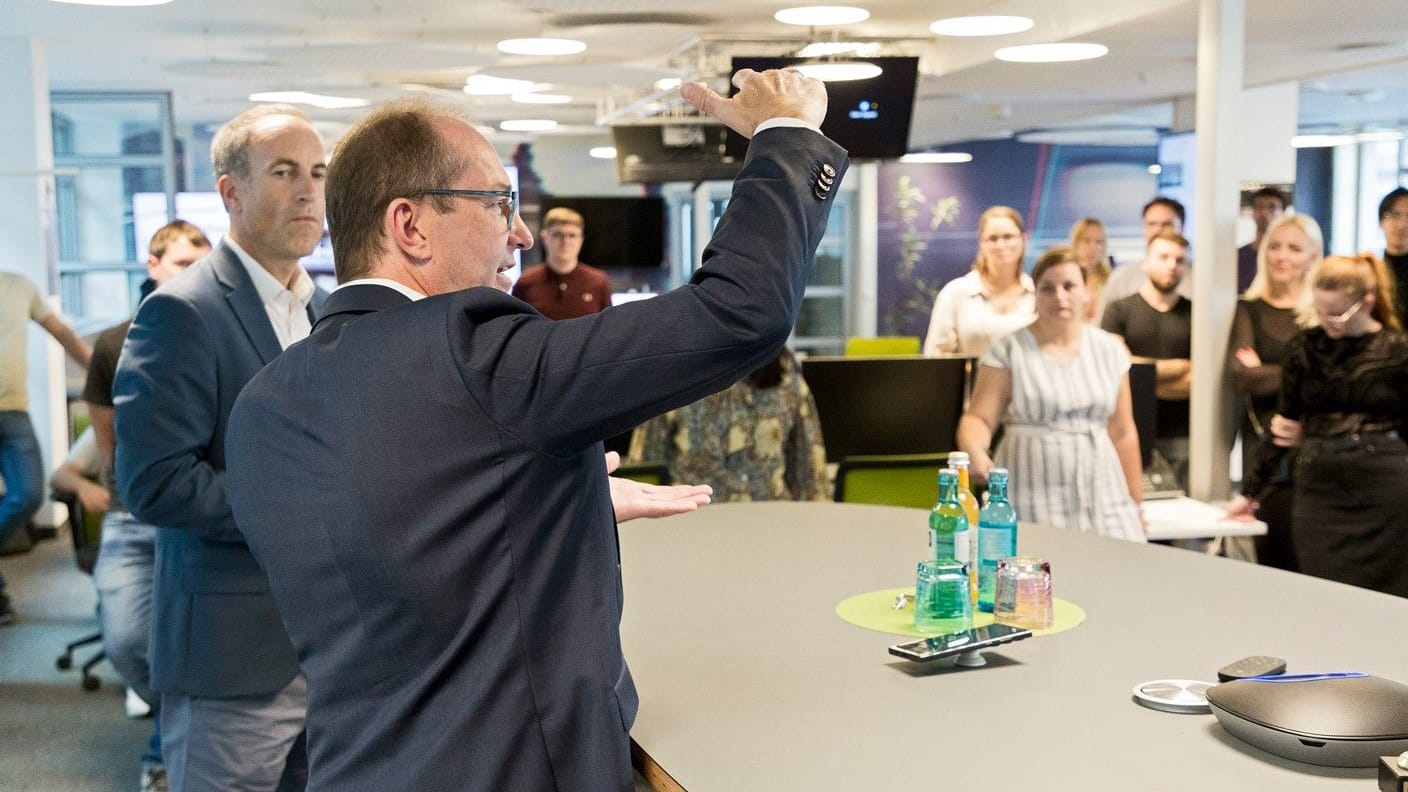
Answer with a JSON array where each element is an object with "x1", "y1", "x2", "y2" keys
[{"x1": 619, "y1": 502, "x2": 1408, "y2": 791}]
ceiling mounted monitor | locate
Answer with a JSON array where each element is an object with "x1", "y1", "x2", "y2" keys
[{"x1": 727, "y1": 56, "x2": 919, "y2": 160}]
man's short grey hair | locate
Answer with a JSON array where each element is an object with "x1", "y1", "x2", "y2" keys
[{"x1": 211, "y1": 104, "x2": 315, "y2": 181}]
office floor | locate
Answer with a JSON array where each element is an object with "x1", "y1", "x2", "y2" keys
[{"x1": 0, "y1": 529, "x2": 152, "y2": 792}]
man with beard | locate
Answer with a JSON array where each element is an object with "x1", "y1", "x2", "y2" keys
[{"x1": 1102, "y1": 230, "x2": 1193, "y2": 487}]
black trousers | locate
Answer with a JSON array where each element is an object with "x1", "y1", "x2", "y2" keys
[{"x1": 1293, "y1": 431, "x2": 1408, "y2": 597}]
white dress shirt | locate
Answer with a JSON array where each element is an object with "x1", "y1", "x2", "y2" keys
[
  {"x1": 226, "y1": 237, "x2": 315, "y2": 349},
  {"x1": 923, "y1": 269, "x2": 1036, "y2": 358}
]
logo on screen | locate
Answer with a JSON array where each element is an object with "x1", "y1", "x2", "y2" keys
[{"x1": 848, "y1": 100, "x2": 880, "y2": 120}]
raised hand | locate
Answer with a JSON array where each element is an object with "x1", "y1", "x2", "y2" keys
[{"x1": 680, "y1": 68, "x2": 827, "y2": 139}]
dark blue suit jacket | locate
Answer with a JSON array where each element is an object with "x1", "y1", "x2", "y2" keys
[
  {"x1": 114, "y1": 241, "x2": 326, "y2": 697},
  {"x1": 225, "y1": 128, "x2": 847, "y2": 791}
]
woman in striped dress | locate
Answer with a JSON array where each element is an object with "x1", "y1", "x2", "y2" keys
[{"x1": 956, "y1": 247, "x2": 1146, "y2": 541}]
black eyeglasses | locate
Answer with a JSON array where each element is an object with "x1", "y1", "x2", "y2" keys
[{"x1": 414, "y1": 189, "x2": 517, "y2": 232}]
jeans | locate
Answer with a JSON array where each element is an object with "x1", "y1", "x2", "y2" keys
[
  {"x1": 0, "y1": 411, "x2": 45, "y2": 593},
  {"x1": 94, "y1": 509, "x2": 162, "y2": 764}
]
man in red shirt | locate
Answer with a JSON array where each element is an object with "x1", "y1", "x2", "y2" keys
[{"x1": 511, "y1": 207, "x2": 613, "y2": 318}]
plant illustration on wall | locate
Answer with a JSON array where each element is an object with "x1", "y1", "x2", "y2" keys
[{"x1": 885, "y1": 174, "x2": 960, "y2": 335}]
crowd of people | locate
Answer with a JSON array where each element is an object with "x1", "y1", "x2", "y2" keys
[{"x1": 1, "y1": 63, "x2": 1406, "y2": 792}]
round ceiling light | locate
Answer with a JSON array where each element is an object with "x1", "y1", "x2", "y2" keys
[
  {"x1": 499, "y1": 119, "x2": 559, "y2": 132},
  {"x1": 994, "y1": 42, "x2": 1109, "y2": 63},
  {"x1": 589, "y1": 146, "x2": 617, "y2": 159},
  {"x1": 774, "y1": 6, "x2": 870, "y2": 26},
  {"x1": 795, "y1": 61, "x2": 883, "y2": 82},
  {"x1": 496, "y1": 37, "x2": 587, "y2": 56},
  {"x1": 929, "y1": 15, "x2": 1034, "y2": 37},
  {"x1": 898, "y1": 152, "x2": 974, "y2": 164},
  {"x1": 511, "y1": 92, "x2": 572, "y2": 105}
]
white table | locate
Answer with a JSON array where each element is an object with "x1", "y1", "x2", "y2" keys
[{"x1": 1142, "y1": 496, "x2": 1267, "y2": 541}]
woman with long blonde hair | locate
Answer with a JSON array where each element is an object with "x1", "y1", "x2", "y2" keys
[
  {"x1": 1225, "y1": 214, "x2": 1321, "y2": 570},
  {"x1": 1229, "y1": 252, "x2": 1408, "y2": 595},
  {"x1": 1068, "y1": 217, "x2": 1113, "y2": 321},
  {"x1": 923, "y1": 206, "x2": 1035, "y2": 357}
]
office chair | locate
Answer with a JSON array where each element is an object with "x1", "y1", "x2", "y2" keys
[
  {"x1": 51, "y1": 485, "x2": 105, "y2": 690},
  {"x1": 842, "y1": 336, "x2": 921, "y2": 357},
  {"x1": 833, "y1": 453, "x2": 950, "y2": 509}
]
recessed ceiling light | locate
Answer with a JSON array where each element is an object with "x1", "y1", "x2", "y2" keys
[
  {"x1": 795, "y1": 61, "x2": 883, "y2": 82},
  {"x1": 655, "y1": 78, "x2": 683, "y2": 91},
  {"x1": 1290, "y1": 133, "x2": 1355, "y2": 148},
  {"x1": 1147, "y1": 164, "x2": 1163, "y2": 175},
  {"x1": 496, "y1": 37, "x2": 587, "y2": 56},
  {"x1": 994, "y1": 42, "x2": 1108, "y2": 63},
  {"x1": 899, "y1": 152, "x2": 973, "y2": 164},
  {"x1": 464, "y1": 74, "x2": 539, "y2": 95},
  {"x1": 248, "y1": 91, "x2": 369, "y2": 110},
  {"x1": 929, "y1": 15, "x2": 1034, "y2": 37},
  {"x1": 48, "y1": 0, "x2": 172, "y2": 5},
  {"x1": 589, "y1": 146, "x2": 617, "y2": 159},
  {"x1": 798, "y1": 41, "x2": 881, "y2": 58},
  {"x1": 511, "y1": 92, "x2": 572, "y2": 105},
  {"x1": 775, "y1": 5, "x2": 870, "y2": 26},
  {"x1": 499, "y1": 119, "x2": 558, "y2": 132}
]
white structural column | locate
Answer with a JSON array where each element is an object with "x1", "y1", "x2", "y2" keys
[
  {"x1": 0, "y1": 37, "x2": 65, "y2": 515},
  {"x1": 852, "y1": 162, "x2": 879, "y2": 337},
  {"x1": 1188, "y1": 0, "x2": 1243, "y2": 500}
]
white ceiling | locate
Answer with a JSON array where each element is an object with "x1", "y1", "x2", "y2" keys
[{"x1": 12, "y1": 0, "x2": 1408, "y2": 148}]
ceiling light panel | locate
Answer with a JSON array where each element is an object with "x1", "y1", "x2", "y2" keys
[
  {"x1": 496, "y1": 38, "x2": 587, "y2": 56},
  {"x1": 775, "y1": 6, "x2": 870, "y2": 26},
  {"x1": 994, "y1": 43, "x2": 1109, "y2": 63}
]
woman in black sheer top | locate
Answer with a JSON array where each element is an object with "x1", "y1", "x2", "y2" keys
[
  {"x1": 1229, "y1": 253, "x2": 1408, "y2": 596},
  {"x1": 1226, "y1": 215, "x2": 1321, "y2": 570}
]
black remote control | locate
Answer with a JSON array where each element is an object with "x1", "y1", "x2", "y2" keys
[{"x1": 1217, "y1": 655, "x2": 1287, "y2": 682}]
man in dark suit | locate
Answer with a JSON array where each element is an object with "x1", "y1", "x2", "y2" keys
[
  {"x1": 115, "y1": 104, "x2": 329, "y2": 792},
  {"x1": 224, "y1": 69, "x2": 842, "y2": 791}
]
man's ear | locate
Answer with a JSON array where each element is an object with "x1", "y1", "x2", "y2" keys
[
  {"x1": 386, "y1": 198, "x2": 431, "y2": 261},
  {"x1": 146, "y1": 254, "x2": 160, "y2": 278},
  {"x1": 216, "y1": 173, "x2": 239, "y2": 215}
]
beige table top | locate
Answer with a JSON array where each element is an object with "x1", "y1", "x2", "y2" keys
[{"x1": 620, "y1": 501, "x2": 1405, "y2": 791}]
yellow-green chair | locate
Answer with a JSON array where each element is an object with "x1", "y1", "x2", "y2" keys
[
  {"x1": 833, "y1": 453, "x2": 950, "y2": 509},
  {"x1": 843, "y1": 336, "x2": 921, "y2": 357}
]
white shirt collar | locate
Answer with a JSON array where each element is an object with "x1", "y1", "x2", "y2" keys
[
  {"x1": 225, "y1": 236, "x2": 315, "y2": 309},
  {"x1": 958, "y1": 268, "x2": 1036, "y2": 298},
  {"x1": 332, "y1": 278, "x2": 427, "y2": 302}
]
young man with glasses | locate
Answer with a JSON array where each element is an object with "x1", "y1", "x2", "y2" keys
[{"x1": 511, "y1": 206, "x2": 614, "y2": 319}]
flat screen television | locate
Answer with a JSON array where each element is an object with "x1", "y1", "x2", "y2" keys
[
  {"x1": 535, "y1": 196, "x2": 667, "y2": 269},
  {"x1": 726, "y1": 56, "x2": 919, "y2": 160},
  {"x1": 610, "y1": 124, "x2": 743, "y2": 184},
  {"x1": 801, "y1": 355, "x2": 970, "y2": 463}
]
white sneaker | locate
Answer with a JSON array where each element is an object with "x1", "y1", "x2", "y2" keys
[
  {"x1": 125, "y1": 687, "x2": 153, "y2": 718},
  {"x1": 140, "y1": 762, "x2": 168, "y2": 792}
]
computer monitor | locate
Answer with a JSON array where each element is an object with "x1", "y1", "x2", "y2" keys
[
  {"x1": 1127, "y1": 362, "x2": 1157, "y2": 469},
  {"x1": 801, "y1": 355, "x2": 970, "y2": 463}
]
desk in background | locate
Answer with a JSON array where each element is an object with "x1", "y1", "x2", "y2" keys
[
  {"x1": 621, "y1": 502, "x2": 1403, "y2": 791},
  {"x1": 1143, "y1": 496, "x2": 1267, "y2": 541}
]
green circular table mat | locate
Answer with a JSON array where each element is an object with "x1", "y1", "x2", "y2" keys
[{"x1": 835, "y1": 587, "x2": 1086, "y2": 638}]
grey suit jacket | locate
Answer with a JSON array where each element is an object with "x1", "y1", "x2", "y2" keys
[
  {"x1": 115, "y1": 241, "x2": 326, "y2": 697},
  {"x1": 225, "y1": 127, "x2": 848, "y2": 791}
]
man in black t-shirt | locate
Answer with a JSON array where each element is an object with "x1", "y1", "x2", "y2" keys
[
  {"x1": 1102, "y1": 230, "x2": 1193, "y2": 486},
  {"x1": 84, "y1": 219, "x2": 209, "y2": 792}
]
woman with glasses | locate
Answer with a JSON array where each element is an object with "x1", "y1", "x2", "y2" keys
[
  {"x1": 1068, "y1": 217, "x2": 1115, "y2": 321},
  {"x1": 923, "y1": 205, "x2": 1035, "y2": 357},
  {"x1": 1225, "y1": 214, "x2": 1321, "y2": 571},
  {"x1": 1228, "y1": 253, "x2": 1408, "y2": 596}
]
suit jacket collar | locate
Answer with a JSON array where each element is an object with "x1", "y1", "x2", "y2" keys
[
  {"x1": 210, "y1": 241, "x2": 284, "y2": 366},
  {"x1": 313, "y1": 282, "x2": 413, "y2": 334}
]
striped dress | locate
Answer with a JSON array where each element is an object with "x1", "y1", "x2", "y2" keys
[{"x1": 982, "y1": 325, "x2": 1145, "y2": 542}]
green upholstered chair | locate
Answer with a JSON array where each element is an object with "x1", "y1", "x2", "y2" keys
[
  {"x1": 832, "y1": 453, "x2": 950, "y2": 509},
  {"x1": 843, "y1": 336, "x2": 921, "y2": 357}
]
